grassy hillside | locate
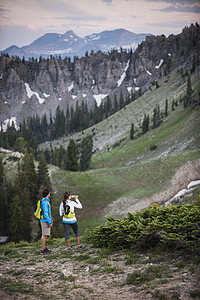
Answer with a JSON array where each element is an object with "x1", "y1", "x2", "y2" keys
[
  {"x1": 49, "y1": 104, "x2": 200, "y2": 237},
  {"x1": 40, "y1": 69, "x2": 200, "y2": 237},
  {"x1": 2, "y1": 69, "x2": 200, "y2": 239}
]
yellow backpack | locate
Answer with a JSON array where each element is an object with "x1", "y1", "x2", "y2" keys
[
  {"x1": 34, "y1": 199, "x2": 49, "y2": 219},
  {"x1": 64, "y1": 205, "x2": 75, "y2": 218}
]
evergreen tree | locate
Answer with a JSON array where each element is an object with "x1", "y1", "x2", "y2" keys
[
  {"x1": 9, "y1": 162, "x2": 32, "y2": 242},
  {"x1": 172, "y1": 99, "x2": 175, "y2": 111},
  {"x1": 44, "y1": 148, "x2": 51, "y2": 164},
  {"x1": 0, "y1": 157, "x2": 6, "y2": 235},
  {"x1": 22, "y1": 153, "x2": 38, "y2": 206},
  {"x1": 130, "y1": 123, "x2": 134, "y2": 140},
  {"x1": 37, "y1": 152, "x2": 51, "y2": 192},
  {"x1": 70, "y1": 106, "x2": 75, "y2": 133},
  {"x1": 114, "y1": 94, "x2": 118, "y2": 113},
  {"x1": 6, "y1": 123, "x2": 17, "y2": 148},
  {"x1": 165, "y1": 98, "x2": 168, "y2": 116},
  {"x1": 119, "y1": 91, "x2": 125, "y2": 109},
  {"x1": 9, "y1": 195, "x2": 24, "y2": 242},
  {"x1": 153, "y1": 104, "x2": 160, "y2": 128},
  {"x1": 14, "y1": 137, "x2": 26, "y2": 154},
  {"x1": 41, "y1": 114, "x2": 48, "y2": 140},
  {"x1": 66, "y1": 139, "x2": 79, "y2": 171},
  {"x1": 80, "y1": 136, "x2": 93, "y2": 171},
  {"x1": 65, "y1": 104, "x2": 70, "y2": 134},
  {"x1": 142, "y1": 114, "x2": 149, "y2": 134},
  {"x1": 185, "y1": 74, "x2": 193, "y2": 107}
]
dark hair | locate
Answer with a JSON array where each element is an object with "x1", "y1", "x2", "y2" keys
[
  {"x1": 63, "y1": 191, "x2": 70, "y2": 208},
  {"x1": 43, "y1": 188, "x2": 50, "y2": 198}
]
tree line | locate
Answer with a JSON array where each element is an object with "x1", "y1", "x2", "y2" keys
[
  {"x1": 0, "y1": 134, "x2": 93, "y2": 242},
  {"x1": 0, "y1": 89, "x2": 141, "y2": 158},
  {"x1": 0, "y1": 152, "x2": 51, "y2": 242},
  {"x1": 130, "y1": 74, "x2": 198, "y2": 140}
]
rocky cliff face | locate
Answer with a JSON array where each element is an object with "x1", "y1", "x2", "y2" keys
[{"x1": 0, "y1": 24, "x2": 199, "y2": 129}]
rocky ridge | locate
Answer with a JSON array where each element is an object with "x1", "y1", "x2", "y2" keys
[{"x1": 0, "y1": 24, "x2": 199, "y2": 128}]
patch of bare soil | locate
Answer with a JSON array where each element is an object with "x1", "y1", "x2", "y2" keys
[
  {"x1": 105, "y1": 159, "x2": 200, "y2": 217},
  {"x1": 0, "y1": 244, "x2": 200, "y2": 300}
]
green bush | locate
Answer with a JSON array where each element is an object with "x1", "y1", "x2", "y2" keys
[{"x1": 86, "y1": 197, "x2": 200, "y2": 251}]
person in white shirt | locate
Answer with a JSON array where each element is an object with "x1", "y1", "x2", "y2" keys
[{"x1": 59, "y1": 191, "x2": 83, "y2": 251}]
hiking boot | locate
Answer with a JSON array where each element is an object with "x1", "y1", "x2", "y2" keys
[
  {"x1": 40, "y1": 248, "x2": 51, "y2": 255},
  {"x1": 67, "y1": 247, "x2": 71, "y2": 252},
  {"x1": 44, "y1": 248, "x2": 52, "y2": 253},
  {"x1": 78, "y1": 244, "x2": 84, "y2": 249}
]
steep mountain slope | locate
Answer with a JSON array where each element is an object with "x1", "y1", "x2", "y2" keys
[
  {"x1": 43, "y1": 68, "x2": 200, "y2": 156},
  {"x1": 0, "y1": 24, "x2": 199, "y2": 129}
]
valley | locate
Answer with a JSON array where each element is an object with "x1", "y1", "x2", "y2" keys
[{"x1": 0, "y1": 23, "x2": 200, "y2": 300}]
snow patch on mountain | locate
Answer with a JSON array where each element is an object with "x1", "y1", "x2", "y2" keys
[
  {"x1": 117, "y1": 59, "x2": 130, "y2": 87},
  {"x1": 145, "y1": 69, "x2": 152, "y2": 76},
  {"x1": 155, "y1": 59, "x2": 163, "y2": 69},
  {"x1": 88, "y1": 34, "x2": 101, "y2": 41},
  {"x1": 43, "y1": 93, "x2": 50, "y2": 98},
  {"x1": 68, "y1": 82, "x2": 74, "y2": 92},
  {"x1": 25, "y1": 83, "x2": 45, "y2": 104},
  {"x1": 1, "y1": 117, "x2": 19, "y2": 132},
  {"x1": 93, "y1": 94, "x2": 108, "y2": 107},
  {"x1": 127, "y1": 87, "x2": 134, "y2": 93}
]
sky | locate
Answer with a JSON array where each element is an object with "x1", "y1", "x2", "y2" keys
[{"x1": 0, "y1": 0, "x2": 200, "y2": 50}]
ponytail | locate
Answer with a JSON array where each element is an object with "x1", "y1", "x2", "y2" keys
[{"x1": 63, "y1": 191, "x2": 70, "y2": 208}]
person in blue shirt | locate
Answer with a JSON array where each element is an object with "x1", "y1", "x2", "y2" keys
[{"x1": 40, "y1": 188, "x2": 53, "y2": 254}]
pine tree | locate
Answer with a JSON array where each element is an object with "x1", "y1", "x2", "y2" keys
[
  {"x1": 172, "y1": 99, "x2": 175, "y2": 111},
  {"x1": 41, "y1": 113, "x2": 48, "y2": 140},
  {"x1": 153, "y1": 104, "x2": 160, "y2": 128},
  {"x1": 22, "y1": 153, "x2": 38, "y2": 206},
  {"x1": 114, "y1": 94, "x2": 118, "y2": 113},
  {"x1": 65, "y1": 104, "x2": 70, "y2": 134},
  {"x1": 0, "y1": 157, "x2": 6, "y2": 235},
  {"x1": 14, "y1": 137, "x2": 26, "y2": 154},
  {"x1": 9, "y1": 195, "x2": 24, "y2": 242},
  {"x1": 185, "y1": 74, "x2": 193, "y2": 107},
  {"x1": 37, "y1": 152, "x2": 51, "y2": 192},
  {"x1": 9, "y1": 162, "x2": 32, "y2": 242},
  {"x1": 165, "y1": 98, "x2": 168, "y2": 116},
  {"x1": 66, "y1": 139, "x2": 79, "y2": 171},
  {"x1": 130, "y1": 123, "x2": 134, "y2": 140},
  {"x1": 80, "y1": 136, "x2": 93, "y2": 171},
  {"x1": 142, "y1": 114, "x2": 149, "y2": 134},
  {"x1": 119, "y1": 91, "x2": 125, "y2": 109}
]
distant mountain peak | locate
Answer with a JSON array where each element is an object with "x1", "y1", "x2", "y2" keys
[
  {"x1": 2, "y1": 28, "x2": 151, "y2": 59},
  {"x1": 64, "y1": 30, "x2": 77, "y2": 35}
]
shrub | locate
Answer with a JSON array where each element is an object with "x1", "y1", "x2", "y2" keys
[{"x1": 86, "y1": 198, "x2": 200, "y2": 251}]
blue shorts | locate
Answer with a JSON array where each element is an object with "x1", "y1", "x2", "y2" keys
[{"x1": 63, "y1": 222, "x2": 80, "y2": 240}]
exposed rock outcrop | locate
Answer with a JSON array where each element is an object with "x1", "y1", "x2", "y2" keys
[{"x1": 0, "y1": 24, "x2": 199, "y2": 127}]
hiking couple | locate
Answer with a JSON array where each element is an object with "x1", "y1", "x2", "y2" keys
[{"x1": 40, "y1": 188, "x2": 83, "y2": 255}]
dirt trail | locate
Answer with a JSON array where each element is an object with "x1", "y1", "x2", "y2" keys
[
  {"x1": 105, "y1": 159, "x2": 200, "y2": 217},
  {"x1": 0, "y1": 244, "x2": 199, "y2": 300}
]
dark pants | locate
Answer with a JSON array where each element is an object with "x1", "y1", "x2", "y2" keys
[{"x1": 63, "y1": 222, "x2": 80, "y2": 240}]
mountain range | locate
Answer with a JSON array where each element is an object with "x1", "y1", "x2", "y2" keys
[
  {"x1": 1, "y1": 29, "x2": 151, "y2": 60},
  {"x1": 0, "y1": 24, "x2": 199, "y2": 131}
]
